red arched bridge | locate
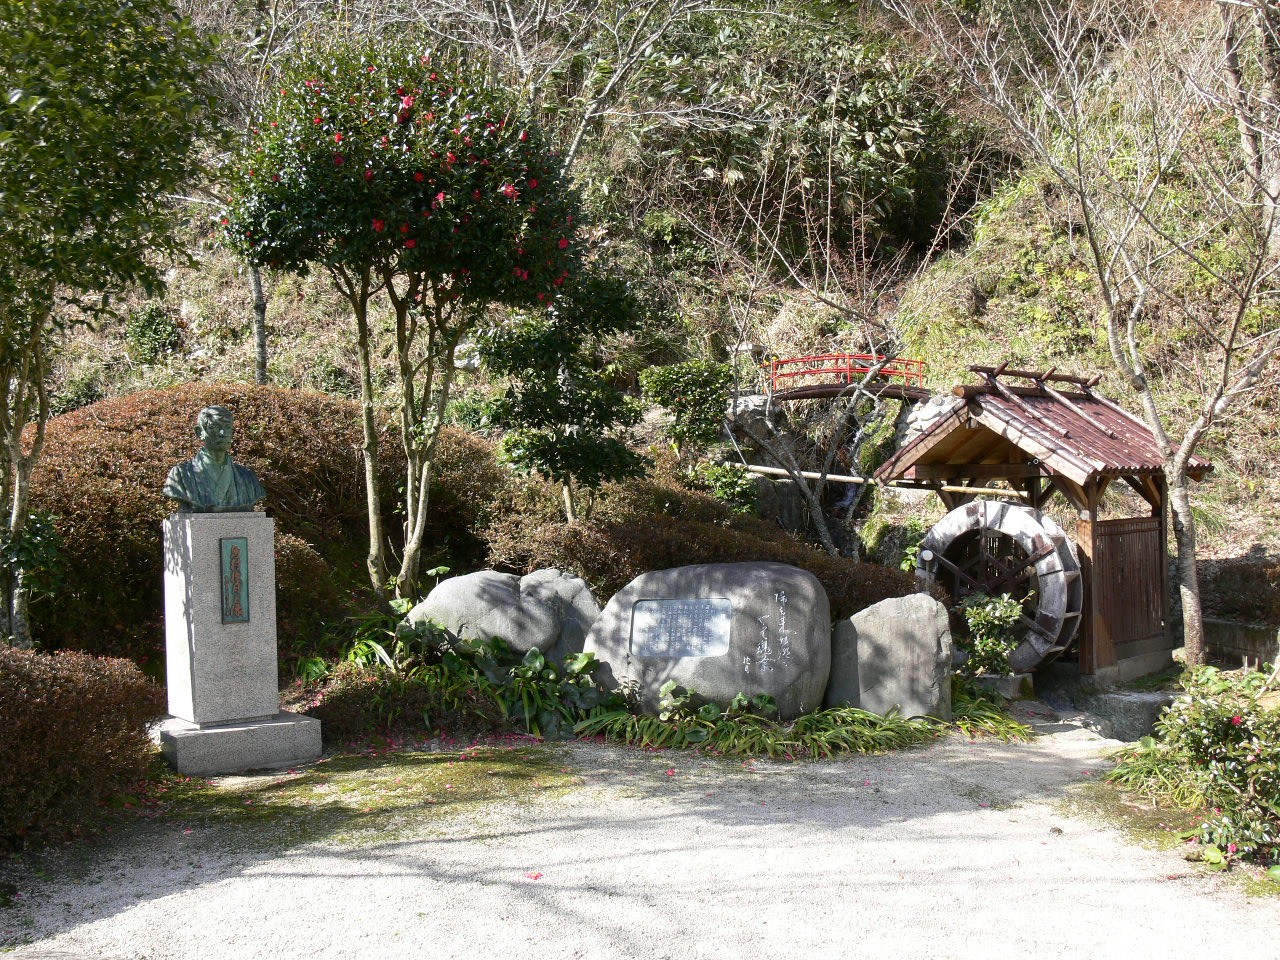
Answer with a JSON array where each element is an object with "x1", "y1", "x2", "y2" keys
[{"x1": 765, "y1": 353, "x2": 930, "y2": 402}]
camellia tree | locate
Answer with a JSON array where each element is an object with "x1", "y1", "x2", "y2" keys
[
  {"x1": 0, "y1": 0, "x2": 213, "y2": 646},
  {"x1": 225, "y1": 42, "x2": 581, "y2": 598}
]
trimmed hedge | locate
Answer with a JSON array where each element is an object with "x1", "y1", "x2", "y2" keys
[
  {"x1": 30, "y1": 384, "x2": 404, "y2": 668},
  {"x1": 0, "y1": 647, "x2": 165, "y2": 847},
  {"x1": 481, "y1": 460, "x2": 922, "y2": 619}
]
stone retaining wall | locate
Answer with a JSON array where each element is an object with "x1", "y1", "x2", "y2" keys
[{"x1": 1205, "y1": 618, "x2": 1280, "y2": 667}]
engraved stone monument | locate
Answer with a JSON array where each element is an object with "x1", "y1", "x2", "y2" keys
[
  {"x1": 158, "y1": 406, "x2": 321, "y2": 775},
  {"x1": 584, "y1": 562, "x2": 831, "y2": 719}
]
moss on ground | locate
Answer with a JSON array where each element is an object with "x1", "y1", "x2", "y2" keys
[
  {"x1": 1063, "y1": 780, "x2": 1280, "y2": 898},
  {"x1": 143, "y1": 743, "x2": 576, "y2": 850}
]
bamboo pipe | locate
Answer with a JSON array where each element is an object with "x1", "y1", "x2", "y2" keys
[{"x1": 732, "y1": 463, "x2": 1028, "y2": 499}]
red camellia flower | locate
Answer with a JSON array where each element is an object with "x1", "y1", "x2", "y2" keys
[
  {"x1": 372, "y1": 219, "x2": 386, "y2": 232},
  {"x1": 528, "y1": 179, "x2": 538, "y2": 189},
  {"x1": 501, "y1": 184, "x2": 518, "y2": 199},
  {"x1": 558, "y1": 238, "x2": 570, "y2": 249},
  {"x1": 400, "y1": 223, "x2": 410, "y2": 234},
  {"x1": 414, "y1": 172, "x2": 425, "y2": 183},
  {"x1": 333, "y1": 153, "x2": 345, "y2": 166},
  {"x1": 446, "y1": 152, "x2": 457, "y2": 164},
  {"x1": 333, "y1": 133, "x2": 343, "y2": 143},
  {"x1": 401, "y1": 95, "x2": 415, "y2": 108},
  {"x1": 404, "y1": 238, "x2": 417, "y2": 249},
  {"x1": 518, "y1": 130, "x2": 528, "y2": 142},
  {"x1": 1232, "y1": 715, "x2": 1244, "y2": 726},
  {"x1": 313, "y1": 116, "x2": 323, "y2": 124},
  {"x1": 364, "y1": 169, "x2": 374, "y2": 182}
]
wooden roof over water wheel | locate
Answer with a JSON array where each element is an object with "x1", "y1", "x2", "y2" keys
[{"x1": 874, "y1": 364, "x2": 1212, "y2": 510}]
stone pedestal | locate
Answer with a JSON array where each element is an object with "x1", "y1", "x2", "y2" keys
[{"x1": 159, "y1": 511, "x2": 320, "y2": 775}]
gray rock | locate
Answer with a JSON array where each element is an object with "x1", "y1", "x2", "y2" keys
[
  {"x1": 584, "y1": 562, "x2": 831, "y2": 720},
  {"x1": 826, "y1": 619, "x2": 860, "y2": 711},
  {"x1": 972, "y1": 673, "x2": 1035, "y2": 701},
  {"x1": 407, "y1": 568, "x2": 600, "y2": 657},
  {"x1": 755, "y1": 476, "x2": 808, "y2": 534},
  {"x1": 520, "y1": 568, "x2": 601, "y2": 664},
  {"x1": 825, "y1": 594, "x2": 952, "y2": 720}
]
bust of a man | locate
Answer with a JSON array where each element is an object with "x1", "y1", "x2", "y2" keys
[{"x1": 163, "y1": 405, "x2": 266, "y2": 512}]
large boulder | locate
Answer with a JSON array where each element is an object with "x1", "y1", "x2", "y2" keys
[
  {"x1": 584, "y1": 562, "x2": 831, "y2": 719},
  {"x1": 825, "y1": 594, "x2": 952, "y2": 720},
  {"x1": 407, "y1": 569, "x2": 599, "y2": 657},
  {"x1": 520, "y1": 568, "x2": 602, "y2": 664}
]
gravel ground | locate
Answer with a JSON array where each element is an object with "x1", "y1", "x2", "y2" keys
[{"x1": 3, "y1": 708, "x2": 1279, "y2": 960}]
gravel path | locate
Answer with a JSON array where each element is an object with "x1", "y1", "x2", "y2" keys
[{"x1": 3, "y1": 710, "x2": 1279, "y2": 960}]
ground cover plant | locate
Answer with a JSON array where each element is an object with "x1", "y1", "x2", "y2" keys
[
  {"x1": 0, "y1": 648, "x2": 165, "y2": 848},
  {"x1": 576, "y1": 676, "x2": 1031, "y2": 757},
  {"x1": 1108, "y1": 664, "x2": 1280, "y2": 868},
  {"x1": 285, "y1": 616, "x2": 622, "y2": 745}
]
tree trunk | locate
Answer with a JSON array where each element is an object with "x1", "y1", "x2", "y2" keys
[
  {"x1": 250, "y1": 263, "x2": 269, "y2": 385},
  {"x1": 351, "y1": 292, "x2": 389, "y2": 602},
  {"x1": 2, "y1": 463, "x2": 34, "y2": 649},
  {"x1": 562, "y1": 483, "x2": 578, "y2": 523},
  {"x1": 1167, "y1": 473, "x2": 1205, "y2": 666}
]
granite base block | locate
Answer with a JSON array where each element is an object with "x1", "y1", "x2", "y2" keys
[
  {"x1": 159, "y1": 711, "x2": 321, "y2": 776},
  {"x1": 973, "y1": 673, "x2": 1035, "y2": 700}
]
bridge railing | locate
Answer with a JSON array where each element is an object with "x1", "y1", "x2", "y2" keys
[{"x1": 766, "y1": 353, "x2": 926, "y2": 391}]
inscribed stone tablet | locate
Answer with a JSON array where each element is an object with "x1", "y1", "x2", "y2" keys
[{"x1": 629, "y1": 598, "x2": 732, "y2": 658}]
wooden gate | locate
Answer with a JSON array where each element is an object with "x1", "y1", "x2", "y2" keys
[{"x1": 1078, "y1": 516, "x2": 1169, "y2": 671}]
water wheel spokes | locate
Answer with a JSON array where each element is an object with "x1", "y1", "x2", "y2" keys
[{"x1": 918, "y1": 500, "x2": 1084, "y2": 673}]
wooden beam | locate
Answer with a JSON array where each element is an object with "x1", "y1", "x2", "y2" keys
[
  {"x1": 873, "y1": 402, "x2": 968, "y2": 480},
  {"x1": 970, "y1": 408, "x2": 1097, "y2": 486},
  {"x1": 1123, "y1": 475, "x2": 1162, "y2": 511},
  {"x1": 939, "y1": 485, "x2": 1029, "y2": 500},
  {"x1": 912, "y1": 463, "x2": 1047, "y2": 481},
  {"x1": 967, "y1": 364, "x2": 1102, "y2": 387}
]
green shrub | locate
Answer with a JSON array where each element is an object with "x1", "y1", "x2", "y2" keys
[
  {"x1": 284, "y1": 628, "x2": 616, "y2": 744},
  {"x1": 0, "y1": 647, "x2": 165, "y2": 848},
  {"x1": 639, "y1": 359, "x2": 733, "y2": 450},
  {"x1": 687, "y1": 462, "x2": 757, "y2": 514},
  {"x1": 283, "y1": 661, "x2": 501, "y2": 744},
  {"x1": 1109, "y1": 665, "x2": 1280, "y2": 865},
  {"x1": 29, "y1": 384, "x2": 405, "y2": 668},
  {"x1": 275, "y1": 533, "x2": 346, "y2": 673},
  {"x1": 957, "y1": 593, "x2": 1024, "y2": 676},
  {"x1": 125, "y1": 302, "x2": 183, "y2": 364}
]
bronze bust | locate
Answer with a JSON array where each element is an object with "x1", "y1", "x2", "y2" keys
[{"x1": 163, "y1": 406, "x2": 266, "y2": 512}]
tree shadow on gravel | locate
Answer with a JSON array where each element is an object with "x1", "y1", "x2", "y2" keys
[{"x1": 0, "y1": 725, "x2": 1122, "y2": 956}]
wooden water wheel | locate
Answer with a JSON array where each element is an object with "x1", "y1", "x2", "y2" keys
[{"x1": 917, "y1": 500, "x2": 1083, "y2": 673}]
